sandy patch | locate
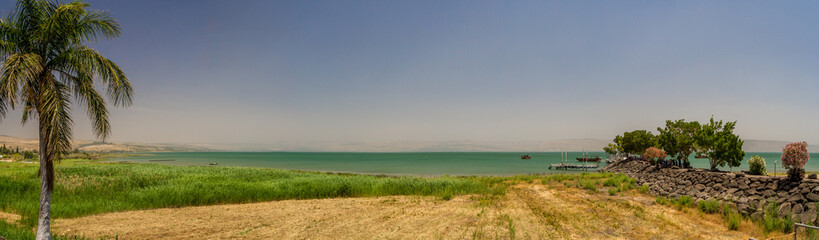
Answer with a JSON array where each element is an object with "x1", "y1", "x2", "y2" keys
[{"x1": 0, "y1": 211, "x2": 21, "y2": 224}]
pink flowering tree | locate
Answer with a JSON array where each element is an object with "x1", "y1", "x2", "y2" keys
[
  {"x1": 782, "y1": 141, "x2": 809, "y2": 181},
  {"x1": 644, "y1": 147, "x2": 667, "y2": 165}
]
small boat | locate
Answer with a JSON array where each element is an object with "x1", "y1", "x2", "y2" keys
[
  {"x1": 209, "y1": 162, "x2": 218, "y2": 166},
  {"x1": 521, "y1": 154, "x2": 531, "y2": 159},
  {"x1": 694, "y1": 155, "x2": 708, "y2": 159},
  {"x1": 576, "y1": 147, "x2": 601, "y2": 162}
]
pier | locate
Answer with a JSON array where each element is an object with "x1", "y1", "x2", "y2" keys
[
  {"x1": 549, "y1": 150, "x2": 599, "y2": 170},
  {"x1": 548, "y1": 163, "x2": 598, "y2": 170},
  {"x1": 148, "y1": 159, "x2": 176, "y2": 162}
]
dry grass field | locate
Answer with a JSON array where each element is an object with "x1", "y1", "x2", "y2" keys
[{"x1": 48, "y1": 182, "x2": 770, "y2": 240}]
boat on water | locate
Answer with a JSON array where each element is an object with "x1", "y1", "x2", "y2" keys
[
  {"x1": 521, "y1": 154, "x2": 531, "y2": 159},
  {"x1": 576, "y1": 148, "x2": 601, "y2": 162},
  {"x1": 694, "y1": 155, "x2": 708, "y2": 159}
]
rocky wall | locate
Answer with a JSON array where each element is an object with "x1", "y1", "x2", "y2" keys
[{"x1": 602, "y1": 159, "x2": 819, "y2": 223}]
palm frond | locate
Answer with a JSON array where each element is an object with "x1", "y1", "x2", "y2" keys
[
  {"x1": 61, "y1": 71, "x2": 109, "y2": 140},
  {"x1": 37, "y1": 75, "x2": 73, "y2": 160},
  {"x1": 77, "y1": 9, "x2": 120, "y2": 42},
  {"x1": 15, "y1": 0, "x2": 47, "y2": 52},
  {"x1": 20, "y1": 101, "x2": 34, "y2": 125},
  {"x1": 0, "y1": 53, "x2": 42, "y2": 108},
  {"x1": 0, "y1": 19, "x2": 21, "y2": 58},
  {"x1": 55, "y1": 46, "x2": 132, "y2": 106}
]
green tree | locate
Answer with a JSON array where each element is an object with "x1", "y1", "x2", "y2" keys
[
  {"x1": 657, "y1": 119, "x2": 701, "y2": 166},
  {"x1": 602, "y1": 143, "x2": 621, "y2": 155},
  {"x1": 23, "y1": 150, "x2": 37, "y2": 159},
  {"x1": 614, "y1": 130, "x2": 657, "y2": 154},
  {"x1": 0, "y1": 1, "x2": 132, "y2": 239},
  {"x1": 695, "y1": 117, "x2": 745, "y2": 171}
]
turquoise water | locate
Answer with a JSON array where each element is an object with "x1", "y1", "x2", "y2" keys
[{"x1": 112, "y1": 152, "x2": 819, "y2": 176}]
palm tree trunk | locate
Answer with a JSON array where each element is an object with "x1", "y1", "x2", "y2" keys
[{"x1": 35, "y1": 122, "x2": 51, "y2": 240}]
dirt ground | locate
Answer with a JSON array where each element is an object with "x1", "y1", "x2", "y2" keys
[
  {"x1": 0, "y1": 211, "x2": 19, "y2": 223},
  {"x1": 47, "y1": 182, "x2": 766, "y2": 240}
]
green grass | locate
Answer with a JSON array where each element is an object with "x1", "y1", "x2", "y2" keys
[
  {"x1": 697, "y1": 199, "x2": 721, "y2": 214},
  {"x1": 0, "y1": 160, "x2": 492, "y2": 229},
  {"x1": 638, "y1": 184, "x2": 649, "y2": 194},
  {"x1": 762, "y1": 201, "x2": 785, "y2": 233},
  {"x1": 760, "y1": 202, "x2": 795, "y2": 233},
  {"x1": 726, "y1": 211, "x2": 741, "y2": 230},
  {"x1": 580, "y1": 180, "x2": 597, "y2": 192},
  {"x1": 783, "y1": 213, "x2": 795, "y2": 233},
  {"x1": 539, "y1": 172, "x2": 614, "y2": 184},
  {"x1": 675, "y1": 195, "x2": 693, "y2": 208},
  {"x1": 543, "y1": 173, "x2": 640, "y2": 196},
  {"x1": 602, "y1": 178, "x2": 618, "y2": 187},
  {"x1": 655, "y1": 196, "x2": 670, "y2": 205},
  {"x1": 0, "y1": 220, "x2": 35, "y2": 240}
]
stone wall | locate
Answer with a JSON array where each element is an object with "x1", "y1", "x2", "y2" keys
[{"x1": 602, "y1": 159, "x2": 819, "y2": 223}]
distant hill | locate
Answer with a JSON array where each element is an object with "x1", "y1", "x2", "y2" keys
[
  {"x1": 742, "y1": 139, "x2": 792, "y2": 152},
  {"x1": 0, "y1": 135, "x2": 210, "y2": 153}
]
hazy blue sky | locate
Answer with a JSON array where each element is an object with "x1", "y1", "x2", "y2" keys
[{"x1": 0, "y1": 0, "x2": 817, "y2": 148}]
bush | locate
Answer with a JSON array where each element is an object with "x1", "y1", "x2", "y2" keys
[
  {"x1": 22, "y1": 151, "x2": 37, "y2": 160},
  {"x1": 748, "y1": 155, "x2": 766, "y2": 175},
  {"x1": 608, "y1": 188, "x2": 619, "y2": 196},
  {"x1": 787, "y1": 168, "x2": 805, "y2": 181},
  {"x1": 644, "y1": 147, "x2": 667, "y2": 164},
  {"x1": 782, "y1": 141, "x2": 809, "y2": 180},
  {"x1": 697, "y1": 199, "x2": 721, "y2": 214}
]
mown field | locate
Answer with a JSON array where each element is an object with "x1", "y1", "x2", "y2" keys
[{"x1": 0, "y1": 159, "x2": 498, "y2": 239}]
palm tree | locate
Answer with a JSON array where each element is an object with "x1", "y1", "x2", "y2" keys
[{"x1": 0, "y1": 1, "x2": 132, "y2": 239}]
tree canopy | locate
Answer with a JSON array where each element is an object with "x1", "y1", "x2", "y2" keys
[
  {"x1": 694, "y1": 117, "x2": 744, "y2": 171},
  {"x1": 657, "y1": 119, "x2": 700, "y2": 166},
  {"x1": 603, "y1": 143, "x2": 621, "y2": 155},
  {"x1": 610, "y1": 117, "x2": 746, "y2": 171},
  {"x1": 610, "y1": 130, "x2": 657, "y2": 155}
]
